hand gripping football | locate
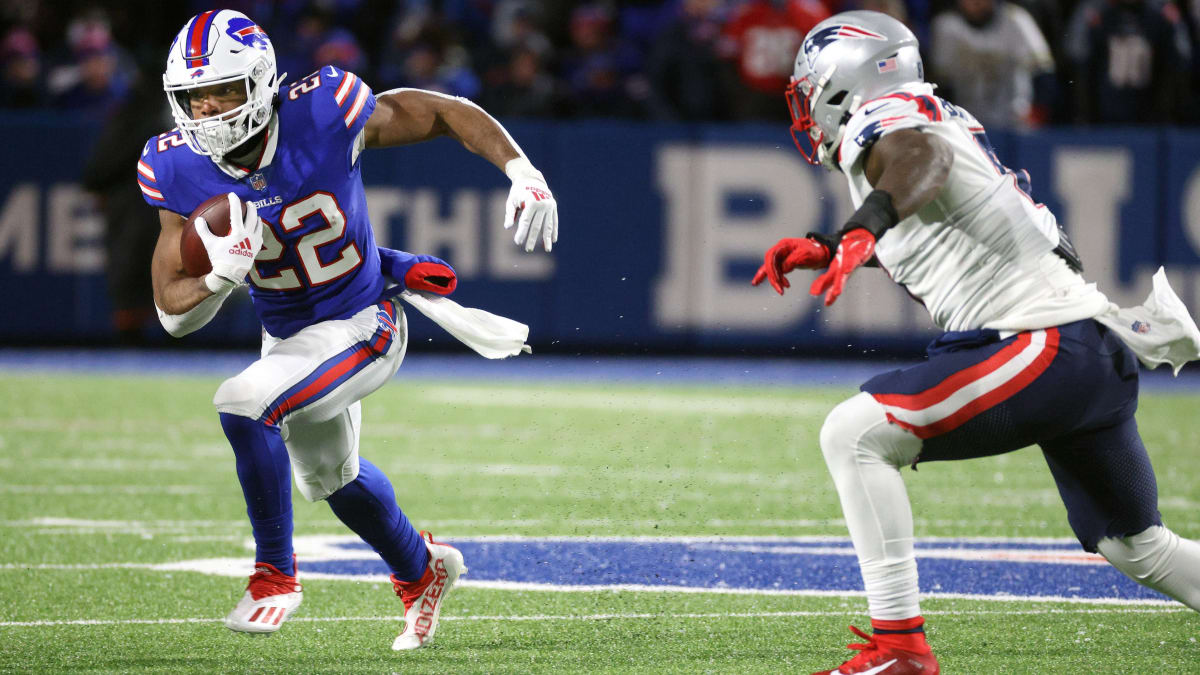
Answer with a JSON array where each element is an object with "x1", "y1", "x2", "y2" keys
[{"x1": 179, "y1": 194, "x2": 244, "y2": 277}]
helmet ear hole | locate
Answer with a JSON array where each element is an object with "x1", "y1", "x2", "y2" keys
[{"x1": 826, "y1": 90, "x2": 848, "y2": 106}]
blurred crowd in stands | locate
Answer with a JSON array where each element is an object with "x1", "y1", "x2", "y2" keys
[
  {"x1": 0, "y1": 0, "x2": 1193, "y2": 344},
  {"x1": 2, "y1": 0, "x2": 1199, "y2": 129}
]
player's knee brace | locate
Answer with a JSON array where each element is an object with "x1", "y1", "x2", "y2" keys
[
  {"x1": 819, "y1": 392, "x2": 919, "y2": 473},
  {"x1": 1098, "y1": 525, "x2": 1200, "y2": 611}
]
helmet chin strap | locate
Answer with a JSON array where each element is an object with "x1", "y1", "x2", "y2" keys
[
  {"x1": 818, "y1": 93, "x2": 861, "y2": 170},
  {"x1": 223, "y1": 118, "x2": 272, "y2": 166},
  {"x1": 809, "y1": 64, "x2": 838, "y2": 168}
]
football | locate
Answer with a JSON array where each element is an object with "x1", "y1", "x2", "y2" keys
[{"x1": 180, "y1": 193, "x2": 243, "y2": 277}]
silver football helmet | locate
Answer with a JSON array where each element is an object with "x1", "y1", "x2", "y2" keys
[
  {"x1": 162, "y1": 10, "x2": 279, "y2": 161},
  {"x1": 786, "y1": 11, "x2": 923, "y2": 168}
]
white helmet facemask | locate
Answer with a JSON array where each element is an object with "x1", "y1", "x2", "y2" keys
[{"x1": 162, "y1": 10, "x2": 279, "y2": 161}]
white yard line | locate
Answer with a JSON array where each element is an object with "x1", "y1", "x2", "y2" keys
[
  {"x1": 1, "y1": 518, "x2": 245, "y2": 528},
  {"x1": 0, "y1": 563, "x2": 1178, "y2": 607},
  {"x1": 0, "y1": 606, "x2": 1187, "y2": 628},
  {"x1": 419, "y1": 386, "x2": 824, "y2": 417},
  {"x1": 0, "y1": 418, "x2": 212, "y2": 434},
  {"x1": 0, "y1": 485, "x2": 210, "y2": 495},
  {"x1": 0, "y1": 457, "x2": 210, "y2": 472},
  {"x1": 0, "y1": 519, "x2": 1161, "y2": 539}
]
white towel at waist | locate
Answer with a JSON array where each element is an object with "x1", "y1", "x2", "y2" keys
[
  {"x1": 394, "y1": 288, "x2": 531, "y2": 359},
  {"x1": 1094, "y1": 267, "x2": 1200, "y2": 375}
]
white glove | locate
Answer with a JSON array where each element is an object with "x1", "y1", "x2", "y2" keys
[
  {"x1": 195, "y1": 193, "x2": 263, "y2": 293},
  {"x1": 503, "y1": 157, "x2": 559, "y2": 252}
]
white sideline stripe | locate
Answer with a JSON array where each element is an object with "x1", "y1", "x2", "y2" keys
[
  {"x1": 0, "y1": 563, "x2": 151, "y2": 570},
  {"x1": 0, "y1": 606, "x2": 1187, "y2": 628},
  {"x1": 2, "y1": 418, "x2": 213, "y2": 433},
  {"x1": 0, "y1": 564, "x2": 1177, "y2": 606},
  {"x1": 452, "y1": 581, "x2": 1178, "y2": 606},
  {"x1": 696, "y1": 544, "x2": 1109, "y2": 566},
  {"x1": 2, "y1": 518, "x2": 245, "y2": 528},
  {"x1": 0, "y1": 485, "x2": 209, "y2": 495},
  {"x1": 3, "y1": 522, "x2": 1162, "y2": 546},
  {"x1": 420, "y1": 387, "x2": 825, "y2": 417},
  {"x1": 2, "y1": 527, "x2": 1097, "y2": 544},
  {"x1": 0, "y1": 457, "x2": 208, "y2": 471}
]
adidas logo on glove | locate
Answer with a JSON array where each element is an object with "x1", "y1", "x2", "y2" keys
[{"x1": 227, "y1": 238, "x2": 255, "y2": 258}]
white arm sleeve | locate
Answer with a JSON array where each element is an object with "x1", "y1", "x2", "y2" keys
[{"x1": 155, "y1": 284, "x2": 235, "y2": 338}]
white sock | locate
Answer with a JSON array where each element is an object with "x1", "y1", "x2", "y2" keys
[
  {"x1": 820, "y1": 392, "x2": 924, "y2": 620},
  {"x1": 1097, "y1": 525, "x2": 1200, "y2": 611}
]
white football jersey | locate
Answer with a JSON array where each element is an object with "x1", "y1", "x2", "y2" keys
[{"x1": 835, "y1": 82, "x2": 1111, "y2": 333}]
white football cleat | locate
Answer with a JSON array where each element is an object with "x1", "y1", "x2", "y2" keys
[
  {"x1": 391, "y1": 531, "x2": 467, "y2": 650},
  {"x1": 223, "y1": 560, "x2": 303, "y2": 633}
]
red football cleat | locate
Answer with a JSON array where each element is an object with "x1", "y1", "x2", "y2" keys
[
  {"x1": 812, "y1": 625, "x2": 939, "y2": 674},
  {"x1": 390, "y1": 531, "x2": 467, "y2": 650},
  {"x1": 223, "y1": 559, "x2": 302, "y2": 633}
]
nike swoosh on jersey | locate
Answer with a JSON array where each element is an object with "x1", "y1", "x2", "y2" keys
[
  {"x1": 839, "y1": 659, "x2": 898, "y2": 675},
  {"x1": 327, "y1": 65, "x2": 337, "y2": 78}
]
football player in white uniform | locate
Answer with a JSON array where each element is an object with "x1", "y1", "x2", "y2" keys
[{"x1": 753, "y1": 10, "x2": 1200, "y2": 675}]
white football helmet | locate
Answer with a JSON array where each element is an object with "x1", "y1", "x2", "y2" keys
[
  {"x1": 787, "y1": 10, "x2": 923, "y2": 168},
  {"x1": 162, "y1": 10, "x2": 279, "y2": 160}
]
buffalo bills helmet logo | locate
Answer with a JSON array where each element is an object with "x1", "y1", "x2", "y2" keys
[
  {"x1": 803, "y1": 24, "x2": 887, "y2": 69},
  {"x1": 226, "y1": 17, "x2": 270, "y2": 50}
]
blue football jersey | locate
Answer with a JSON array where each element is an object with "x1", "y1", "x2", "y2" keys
[{"x1": 138, "y1": 65, "x2": 383, "y2": 338}]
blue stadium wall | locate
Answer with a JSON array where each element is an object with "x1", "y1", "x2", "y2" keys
[{"x1": 2, "y1": 114, "x2": 1199, "y2": 354}]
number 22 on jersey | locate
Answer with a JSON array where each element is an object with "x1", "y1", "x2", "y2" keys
[{"x1": 250, "y1": 191, "x2": 362, "y2": 290}]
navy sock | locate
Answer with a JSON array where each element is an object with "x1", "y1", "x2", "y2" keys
[
  {"x1": 219, "y1": 412, "x2": 295, "y2": 576},
  {"x1": 326, "y1": 457, "x2": 427, "y2": 581}
]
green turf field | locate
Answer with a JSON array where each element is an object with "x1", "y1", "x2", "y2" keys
[{"x1": 0, "y1": 372, "x2": 1197, "y2": 673}]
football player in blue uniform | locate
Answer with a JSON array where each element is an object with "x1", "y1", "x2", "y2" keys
[{"x1": 140, "y1": 10, "x2": 558, "y2": 649}]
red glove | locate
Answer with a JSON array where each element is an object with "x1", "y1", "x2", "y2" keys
[
  {"x1": 751, "y1": 237, "x2": 832, "y2": 295},
  {"x1": 809, "y1": 228, "x2": 876, "y2": 306},
  {"x1": 404, "y1": 261, "x2": 457, "y2": 295}
]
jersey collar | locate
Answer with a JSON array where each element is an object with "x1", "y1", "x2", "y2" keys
[{"x1": 214, "y1": 114, "x2": 279, "y2": 179}]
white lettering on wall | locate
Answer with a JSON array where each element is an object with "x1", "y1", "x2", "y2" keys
[
  {"x1": 407, "y1": 189, "x2": 481, "y2": 276},
  {"x1": 655, "y1": 145, "x2": 820, "y2": 329},
  {"x1": 0, "y1": 183, "x2": 38, "y2": 272},
  {"x1": 1052, "y1": 148, "x2": 1155, "y2": 306},
  {"x1": 48, "y1": 184, "x2": 104, "y2": 273},
  {"x1": 364, "y1": 186, "x2": 403, "y2": 249},
  {"x1": 654, "y1": 144, "x2": 927, "y2": 334},
  {"x1": 362, "y1": 186, "x2": 554, "y2": 281}
]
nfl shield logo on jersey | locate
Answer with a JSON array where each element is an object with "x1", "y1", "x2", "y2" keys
[
  {"x1": 250, "y1": 172, "x2": 267, "y2": 190},
  {"x1": 1131, "y1": 320, "x2": 1151, "y2": 334}
]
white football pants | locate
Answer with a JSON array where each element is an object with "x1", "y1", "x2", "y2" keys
[{"x1": 213, "y1": 302, "x2": 408, "y2": 501}]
